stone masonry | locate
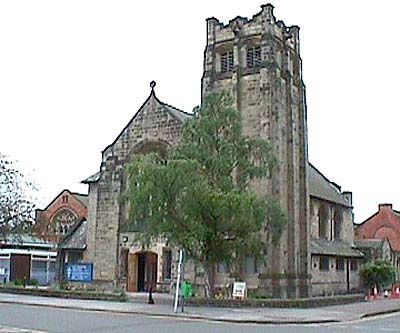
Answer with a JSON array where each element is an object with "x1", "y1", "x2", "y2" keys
[
  {"x1": 84, "y1": 4, "x2": 359, "y2": 298},
  {"x1": 84, "y1": 87, "x2": 190, "y2": 286}
]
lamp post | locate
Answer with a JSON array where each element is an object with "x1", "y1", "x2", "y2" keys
[{"x1": 173, "y1": 249, "x2": 184, "y2": 313}]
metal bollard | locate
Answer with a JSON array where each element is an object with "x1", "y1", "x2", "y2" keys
[{"x1": 148, "y1": 286, "x2": 154, "y2": 304}]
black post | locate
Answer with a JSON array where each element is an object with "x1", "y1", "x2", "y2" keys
[
  {"x1": 148, "y1": 285, "x2": 154, "y2": 304},
  {"x1": 181, "y1": 251, "x2": 185, "y2": 313}
]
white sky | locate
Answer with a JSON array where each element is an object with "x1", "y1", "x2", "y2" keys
[{"x1": 1, "y1": 1, "x2": 399, "y2": 223}]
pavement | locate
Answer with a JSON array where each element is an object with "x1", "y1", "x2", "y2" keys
[{"x1": 1, "y1": 292, "x2": 400, "y2": 325}]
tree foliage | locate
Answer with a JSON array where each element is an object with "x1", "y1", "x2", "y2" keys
[
  {"x1": 0, "y1": 154, "x2": 36, "y2": 238},
  {"x1": 360, "y1": 260, "x2": 396, "y2": 290},
  {"x1": 126, "y1": 91, "x2": 286, "y2": 296}
]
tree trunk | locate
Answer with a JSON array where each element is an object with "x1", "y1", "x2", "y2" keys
[
  {"x1": 233, "y1": 252, "x2": 245, "y2": 281},
  {"x1": 203, "y1": 263, "x2": 215, "y2": 298}
]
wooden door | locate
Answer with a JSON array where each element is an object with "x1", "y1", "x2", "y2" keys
[
  {"x1": 127, "y1": 253, "x2": 138, "y2": 292},
  {"x1": 10, "y1": 254, "x2": 31, "y2": 281},
  {"x1": 145, "y1": 252, "x2": 158, "y2": 291}
]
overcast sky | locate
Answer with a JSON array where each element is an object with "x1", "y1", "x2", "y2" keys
[{"x1": 1, "y1": 1, "x2": 398, "y2": 223}]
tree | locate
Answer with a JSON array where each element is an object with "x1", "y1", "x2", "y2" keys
[
  {"x1": 126, "y1": 91, "x2": 286, "y2": 297},
  {"x1": 360, "y1": 260, "x2": 396, "y2": 292},
  {"x1": 0, "y1": 154, "x2": 36, "y2": 238}
]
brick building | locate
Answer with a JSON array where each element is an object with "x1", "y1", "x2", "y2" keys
[
  {"x1": 83, "y1": 4, "x2": 360, "y2": 298},
  {"x1": 35, "y1": 189, "x2": 88, "y2": 244},
  {"x1": 355, "y1": 203, "x2": 400, "y2": 277},
  {"x1": 35, "y1": 190, "x2": 89, "y2": 279}
]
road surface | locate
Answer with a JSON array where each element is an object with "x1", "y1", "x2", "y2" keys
[{"x1": 0, "y1": 303, "x2": 399, "y2": 332}]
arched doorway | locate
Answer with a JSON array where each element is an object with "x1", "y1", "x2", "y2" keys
[{"x1": 127, "y1": 251, "x2": 158, "y2": 292}]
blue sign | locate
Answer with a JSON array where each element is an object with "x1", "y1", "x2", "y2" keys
[{"x1": 65, "y1": 263, "x2": 93, "y2": 282}]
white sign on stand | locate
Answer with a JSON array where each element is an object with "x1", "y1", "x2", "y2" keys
[{"x1": 232, "y1": 282, "x2": 247, "y2": 299}]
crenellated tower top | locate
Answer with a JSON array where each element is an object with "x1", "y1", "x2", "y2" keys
[
  {"x1": 202, "y1": 3, "x2": 304, "y2": 101},
  {"x1": 205, "y1": 4, "x2": 300, "y2": 53}
]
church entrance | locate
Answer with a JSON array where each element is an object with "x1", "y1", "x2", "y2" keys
[{"x1": 127, "y1": 252, "x2": 158, "y2": 292}]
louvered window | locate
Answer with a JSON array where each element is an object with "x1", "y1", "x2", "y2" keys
[
  {"x1": 221, "y1": 50, "x2": 234, "y2": 73},
  {"x1": 247, "y1": 46, "x2": 261, "y2": 68},
  {"x1": 319, "y1": 256, "x2": 330, "y2": 271},
  {"x1": 336, "y1": 258, "x2": 345, "y2": 271}
]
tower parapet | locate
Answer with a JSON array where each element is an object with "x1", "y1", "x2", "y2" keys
[{"x1": 203, "y1": 4, "x2": 304, "y2": 97}]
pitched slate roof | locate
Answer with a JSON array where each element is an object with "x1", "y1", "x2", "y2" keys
[
  {"x1": 308, "y1": 163, "x2": 351, "y2": 207},
  {"x1": 158, "y1": 99, "x2": 192, "y2": 123},
  {"x1": 82, "y1": 171, "x2": 101, "y2": 184},
  {"x1": 311, "y1": 239, "x2": 363, "y2": 258},
  {"x1": 354, "y1": 239, "x2": 386, "y2": 250},
  {"x1": 73, "y1": 193, "x2": 88, "y2": 207},
  {"x1": 61, "y1": 219, "x2": 87, "y2": 250},
  {"x1": 0, "y1": 234, "x2": 55, "y2": 248}
]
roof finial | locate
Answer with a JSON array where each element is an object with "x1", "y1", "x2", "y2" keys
[
  {"x1": 261, "y1": 3, "x2": 275, "y2": 23},
  {"x1": 150, "y1": 80, "x2": 156, "y2": 92}
]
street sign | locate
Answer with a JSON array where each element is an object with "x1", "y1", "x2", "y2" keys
[
  {"x1": 232, "y1": 282, "x2": 246, "y2": 299},
  {"x1": 65, "y1": 263, "x2": 93, "y2": 282}
]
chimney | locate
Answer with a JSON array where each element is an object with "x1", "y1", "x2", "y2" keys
[
  {"x1": 342, "y1": 191, "x2": 352, "y2": 206},
  {"x1": 379, "y1": 203, "x2": 393, "y2": 212}
]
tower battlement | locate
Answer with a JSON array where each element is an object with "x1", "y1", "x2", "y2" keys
[
  {"x1": 206, "y1": 4, "x2": 300, "y2": 52},
  {"x1": 202, "y1": 4, "x2": 303, "y2": 100}
]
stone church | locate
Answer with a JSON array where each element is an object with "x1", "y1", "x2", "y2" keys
[{"x1": 83, "y1": 4, "x2": 362, "y2": 298}]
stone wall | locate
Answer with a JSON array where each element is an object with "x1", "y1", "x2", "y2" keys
[
  {"x1": 84, "y1": 182, "x2": 98, "y2": 264},
  {"x1": 310, "y1": 198, "x2": 353, "y2": 242},
  {"x1": 311, "y1": 255, "x2": 361, "y2": 296},
  {"x1": 309, "y1": 195, "x2": 360, "y2": 296},
  {"x1": 86, "y1": 90, "x2": 186, "y2": 285}
]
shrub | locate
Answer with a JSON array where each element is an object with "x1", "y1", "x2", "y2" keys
[
  {"x1": 360, "y1": 260, "x2": 396, "y2": 291},
  {"x1": 13, "y1": 278, "x2": 23, "y2": 286},
  {"x1": 112, "y1": 288, "x2": 126, "y2": 296},
  {"x1": 28, "y1": 278, "x2": 38, "y2": 286}
]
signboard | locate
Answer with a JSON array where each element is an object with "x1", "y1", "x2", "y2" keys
[
  {"x1": 65, "y1": 263, "x2": 93, "y2": 282},
  {"x1": 232, "y1": 282, "x2": 246, "y2": 299}
]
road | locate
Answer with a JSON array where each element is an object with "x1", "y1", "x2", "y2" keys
[{"x1": 0, "y1": 303, "x2": 399, "y2": 333}]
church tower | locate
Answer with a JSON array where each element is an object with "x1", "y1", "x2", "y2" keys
[{"x1": 202, "y1": 4, "x2": 310, "y2": 298}]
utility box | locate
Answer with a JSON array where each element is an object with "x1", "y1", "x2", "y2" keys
[{"x1": 181, "y1": 281, "x2": 192, "y2": 298}]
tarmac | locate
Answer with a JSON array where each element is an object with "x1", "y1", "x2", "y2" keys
[{"x1": 1, "y1": 292, "x2": 400, "y2": 325}]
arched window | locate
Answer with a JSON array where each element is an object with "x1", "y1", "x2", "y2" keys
[
  {"x1": 50, "y1": 208, "x2": 78, "y2": 235},
  {"x1": 318, "y1": 204, "x2": 329, "y2": 239},
  {"x1": 334, "y1": 208, "x2": 342, "y2": 240}
]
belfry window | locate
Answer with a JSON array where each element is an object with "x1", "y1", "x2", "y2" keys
[
  {"x1": 319, "y1": 256, "x2": 330, "y2": 271},
  {"x1": 162, "y1": 249, "x2": 172, "y2": 280},
  {"x1": 221, "y1": 50, "x2": 234, "y2": 73},
  {"x1": 247, "y1": 46, "x2": 261, "y2": 68}
]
